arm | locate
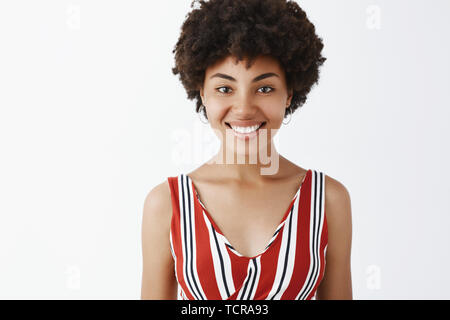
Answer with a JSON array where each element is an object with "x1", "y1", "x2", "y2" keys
[
  {"x1": 316, "y1": 175, "x2": 353, "y2": 300},
  {"x1": 141, "y1": 181, "x2": 178, "y2": 299}
]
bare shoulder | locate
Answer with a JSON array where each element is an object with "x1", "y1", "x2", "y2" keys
[
  {"x1": 142, "y1": 180, "x2": 173, "y2": 234},
  {"x1": 324, "y1": 174, "x2": 351, "y2": 210},
  {"x1": 141, "y1": 179, "x2": 177, "y2": 299},
  {"x1": 324, "y1": 173, "x2": 352, "y2": 230},
  {"x1": 316, "y1": 173, "x2": 353, "y2": 299}
]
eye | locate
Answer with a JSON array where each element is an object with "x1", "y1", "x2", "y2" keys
[
  {"x1": 215, "y1": 86, "x2": 275, "y2": 95},
  {"x1": 216, "y1": 86, "x2": 232, "y2": 94},
  {"x1": 258, "y1": 86, "x2": 275, "y2": 94}
]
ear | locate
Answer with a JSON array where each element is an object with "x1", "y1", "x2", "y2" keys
[
  {"x1": 199, "y1": 86, "x2": 205, "y2": 104},
  {"x1": 287, "y1": 88, "x2": 293, "y2": 107}
]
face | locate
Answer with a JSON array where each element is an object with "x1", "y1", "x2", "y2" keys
[{"x1": 199, "y1": 54, "x2": 293, "y2": 158}]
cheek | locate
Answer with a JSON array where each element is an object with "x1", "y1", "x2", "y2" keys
[
  {"x1": 260, "y1": 101, "x2": 286, "y2": 122},
  {"x1": 205, "y1": 94, "x2": 286, "y2": 123},
  {"x1": 204, "y1": 102, "x2": 228, "y2": 123}
]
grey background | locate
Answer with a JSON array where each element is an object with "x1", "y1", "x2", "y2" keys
[{"x1": 0, "y1": 0, "x2": 449, "y2": 299}]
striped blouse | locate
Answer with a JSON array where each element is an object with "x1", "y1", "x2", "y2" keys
[{"x1": 167, "y1": 169, "x2": 328, "y2": 300}]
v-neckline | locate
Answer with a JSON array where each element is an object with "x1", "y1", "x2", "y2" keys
[{"x1": 184, "y1": 169, "x2": 311, "y2": 260}]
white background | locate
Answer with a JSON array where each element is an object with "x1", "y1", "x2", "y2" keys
[{"x1": 0, "y1": 0, "x2": 449, "y2": 299}]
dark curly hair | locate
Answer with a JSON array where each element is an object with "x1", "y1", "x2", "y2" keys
[{"x1": 172, "y1": 0, "x2": 326, "y2": 120}]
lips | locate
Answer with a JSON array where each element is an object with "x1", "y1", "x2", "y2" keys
[
  {"x1": 224, "y1": 121, "x2": 267, "y2": 141},
  {"x1": 225, "y1": 122, "x2": 266, "y2": 133},
  {"x1": 225, "y1": 120, "x2": 266, "y2": 128}
]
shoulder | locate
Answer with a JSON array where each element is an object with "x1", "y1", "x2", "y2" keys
[
  {"x1": 141, "y1": 179, "x2": 177, "y2": 299},
  {"x1": 142, "y1": 179, "x2": 173, "y2": 235},
  {"x1": 316, "y1": 172, "x2": 353, "y2": 299},
  {"x1": 324, "y1": 173, "x2": 351, "y2": 209},
  {"x1": 323, "y1": 173, "x2": 352, "y2": 232}
]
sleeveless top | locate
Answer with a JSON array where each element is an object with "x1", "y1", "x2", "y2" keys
[{"x1": 167, "y1": 169, "x2": 328, "y2": 300}]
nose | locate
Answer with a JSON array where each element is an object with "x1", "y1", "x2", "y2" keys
[{"x1": 231, "y1": 91, "x2": 258, "y2": 118}]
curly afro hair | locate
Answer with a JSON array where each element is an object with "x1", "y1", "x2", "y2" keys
[{"x1": 172, "y1": 0, "x2": 326, "y2": 120}]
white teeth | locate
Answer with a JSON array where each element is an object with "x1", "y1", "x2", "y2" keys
[{"x1": 230, "y1": 124, "x2": 262, "y2": 134}]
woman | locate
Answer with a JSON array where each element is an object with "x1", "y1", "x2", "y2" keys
[{"x1": 141, "y1": 0, "x2": 352, "y2": 300}]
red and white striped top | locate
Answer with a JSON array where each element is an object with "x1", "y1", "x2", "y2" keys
[{"x1": 167, "y1": 169, "x2": 328, "y2": 300}]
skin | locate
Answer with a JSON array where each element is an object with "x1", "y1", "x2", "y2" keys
[
  {"x1": 199, "y1": 54, "x2": 293, "y2": 171},
  {"x1": 141, "y1": 55, "x2": 353, "y2": 300}
]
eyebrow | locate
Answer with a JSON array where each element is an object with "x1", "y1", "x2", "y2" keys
[{"x1": 209, "y1": 72, "x2": 280, "y2": 83}]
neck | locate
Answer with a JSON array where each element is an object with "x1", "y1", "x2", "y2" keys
[{"x1": 206, "y1": 143, "x2": 284, "y2": 183}]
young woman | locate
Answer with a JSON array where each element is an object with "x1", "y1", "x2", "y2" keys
[{"x1": 141, "y1": 0, "x2": 352, "y2": 300}]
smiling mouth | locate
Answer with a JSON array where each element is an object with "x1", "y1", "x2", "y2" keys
[{"x1": 225, "y1": 122, "x2": 266, "y2": 132}]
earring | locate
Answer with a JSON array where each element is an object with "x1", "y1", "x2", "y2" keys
[
  {"x1": 198, "y1": 104, "x2": 209, "y2": 124},
  {"x1": 282, "y1": 108, "x2": 292, "y2": 125}
]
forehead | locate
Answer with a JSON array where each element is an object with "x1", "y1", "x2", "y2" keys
[{"x1": 205, "y1": 55, "x2": 285, "y2": 79}]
